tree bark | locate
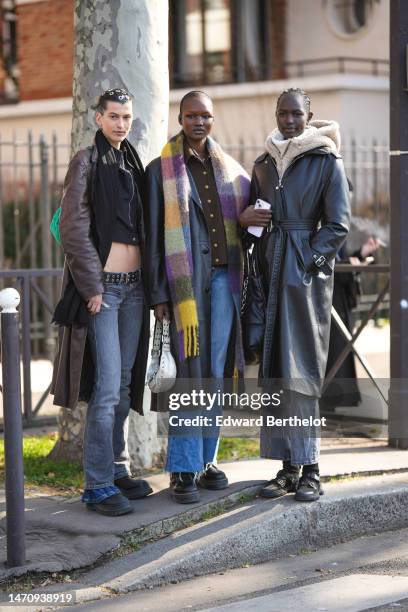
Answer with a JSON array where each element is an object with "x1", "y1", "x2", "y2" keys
[
  {"x1": 48, "y1": 403, "x2": 87, "y2": 463},
  {"x1": 50, "y1": 0, "x2": 169, "y2": 468}
]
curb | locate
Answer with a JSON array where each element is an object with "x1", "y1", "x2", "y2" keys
[{"x1": 93, "y1": 474, "x2": 408, "y2": 594}]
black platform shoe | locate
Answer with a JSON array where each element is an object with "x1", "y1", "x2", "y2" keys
[
  {"x1": 114, "y1": 475, "x2": 153, "y2": 500},
  {"x1": 87, "y1": 492, "x2": 133, "y2": 516},
  {"x1": 197, "y1": 464, "x2": 229, "y2": 490},
  {"x1": 170, "y1": 472, "x2": 200, "y2": 504}
]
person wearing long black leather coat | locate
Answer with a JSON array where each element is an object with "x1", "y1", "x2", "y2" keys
[{"x1": 239, "y1": 88, "x2": 350, "y2": 502}]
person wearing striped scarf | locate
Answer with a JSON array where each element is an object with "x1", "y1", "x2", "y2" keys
[{"x1": 144, "y1": 91, "x2": 250, "y2": 503}]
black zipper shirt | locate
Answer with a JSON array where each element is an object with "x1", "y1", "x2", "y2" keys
[{"x1": 111, "y1": 147, "x2": 142, "y2": 245}]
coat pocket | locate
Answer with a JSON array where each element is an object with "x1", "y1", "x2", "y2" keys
[
  {"x1": 301, "y1": 237, "x2": 316, "y2": 273},
  {"x1": 285, "y1": 236, "x2": 309, "y2": 287}
]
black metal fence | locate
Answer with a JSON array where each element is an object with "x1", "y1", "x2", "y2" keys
[
  {"x1": 0, "y1": 268, "x2": 62, "y2": 422},
  {"x1": 0, "y1": 133, "x2": 69, "y2": 356},
  {"x1": 0, "y1": 132, "x2": 69, "y2": 271}
]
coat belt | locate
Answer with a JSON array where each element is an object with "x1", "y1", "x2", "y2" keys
[{"x1": 274, "y1": 219, "x2": 316, "y2": 231}]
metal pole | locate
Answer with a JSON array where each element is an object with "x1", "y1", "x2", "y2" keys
[
  {"x1": 12, "y1": 131, "x2": 21, "y2": 268},
  {"x1": 0, "y1": 134, "x2": 4, "y2": 270},
  {"x1": 39, "y1": 136, "x2": 54, "y2": 361},
  {"x1": 27, "y1": 131, "x2": 39, "y2": 356},
  {"x1": 21, "y1": 275, "x2": 32, "y2": 421},
  {"x1": 233, "y1": 0, "x2": 245, "y2": 82},
  {"x1": 389, "y1": 0, "x2": 408, "y2": 448},
  {"x1": 351, "y1": 137, "x2": 357, "y2": 212},
  {"x1": 373, "y1": 138, "x2": 379, "y2": 220},
  {"x1": 0, "y1": 288, "x2": 26, "y2": 567}
]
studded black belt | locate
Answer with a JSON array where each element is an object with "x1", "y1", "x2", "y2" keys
[{"x1": 103, "y1": 269, "x2": 141, "y2": 285}]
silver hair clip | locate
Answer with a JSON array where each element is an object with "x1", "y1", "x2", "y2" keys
[{"x1": 103, "y1": 88, "x2": 130, "y2": 101}]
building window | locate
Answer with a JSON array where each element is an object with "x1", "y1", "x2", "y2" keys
[
  {"x1": 170, "y1": 0, "x2": 273, "y2": 87},
  {"x1": 1, "y1": 0, "x2": 18, "y2": 102},
  {"x1": 326, "y1": 0, "x2": 379, "y2": 36}
]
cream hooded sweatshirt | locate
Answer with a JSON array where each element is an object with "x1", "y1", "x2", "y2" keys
[{"x1": 264, "y1": 120, "x2": 341, "y2": 180}]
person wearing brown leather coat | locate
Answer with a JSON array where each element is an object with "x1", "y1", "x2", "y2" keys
[
  {"x1": 51, "y1": 89, "x2": 151, "y2": 516},
  {"x1": 239, "y1": 88, "x2": 350, "y2": 502}
]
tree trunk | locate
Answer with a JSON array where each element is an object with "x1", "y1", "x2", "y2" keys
[
  {"x1": 48, "y1": 403, "x2": 87, "y2": 463},
  {"x1": 50, "y1": 0, "x2": 169, "y2": 469}
]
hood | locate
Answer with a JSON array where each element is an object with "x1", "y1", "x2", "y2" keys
[{"x1": 265, "y1": 119, "x2": 341, "y2": 179}]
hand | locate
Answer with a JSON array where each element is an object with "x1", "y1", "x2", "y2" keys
[
  {"x1": 360, "y1": 237, "x2": 381, "y2": 259},
  {"x1": 239, "y1": 205, "x2": 272, "y2": 228},
  {"x1": 154, "y1": 302, "x2": 171, "y2": 321},
  {"x1": 87, "y1": 294, "x2": 103, "y2": 315}
]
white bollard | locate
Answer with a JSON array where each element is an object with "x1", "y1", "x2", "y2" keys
[{"x1": 0, "y1": 288, "x2": 20, "y2": 313}]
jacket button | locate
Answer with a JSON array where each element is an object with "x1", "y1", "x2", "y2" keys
[{"x1": 202, "y1": 247, "x2": 209, "y2": 254}]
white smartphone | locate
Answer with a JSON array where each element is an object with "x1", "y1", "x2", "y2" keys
[{"x1": 248, "y1": 198, "x2": 271, "y2": 237}]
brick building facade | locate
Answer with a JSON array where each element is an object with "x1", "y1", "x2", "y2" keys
[
  {"x1": 17, "y1": 0, "x2": 74, "y2": 101},
  {"x1": 1, "y1": 0, "x2": 74, "y2": 102}
]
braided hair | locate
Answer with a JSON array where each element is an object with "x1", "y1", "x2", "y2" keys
[{"x1": 276, "y1": 88, "x2": 311, "y2": 113}]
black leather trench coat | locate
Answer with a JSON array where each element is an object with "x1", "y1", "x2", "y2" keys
[
  {"x1": 143, "y1": 157, "x2": 242, "y2": 409},
  {"x1": 250, "y1": 147, "x2": 350, "y2": 397},
  {"x1": 51, "y1": 144, "x2": 150, "y2": 414}
]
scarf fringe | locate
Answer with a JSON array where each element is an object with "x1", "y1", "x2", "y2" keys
[
  {"x1": 185, "y1": 324, "x2": 199, "y2": 359},
  {"x1": 178, "y1": 325, "x2": 199, "y2": 360}
]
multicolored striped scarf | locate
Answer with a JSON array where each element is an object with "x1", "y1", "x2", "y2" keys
[{"x1": 161, "y1": 131, "x2": 250, "y2": 364}]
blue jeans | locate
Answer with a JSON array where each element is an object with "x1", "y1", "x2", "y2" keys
[
  {"x1": 83, "y1": 279, "x2": 144, "y2": 489},
  {"x1": 166, "y1": 267, "x2": 235, "y2": 473}
]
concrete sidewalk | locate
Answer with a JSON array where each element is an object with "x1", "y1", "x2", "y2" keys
[{"x1": 0, "y1": 441, "x2": 407, "y2": 587}]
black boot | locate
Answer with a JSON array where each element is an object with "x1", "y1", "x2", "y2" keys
[
  {"x1": 260, "y1": 463, "x2": 300, "y2": 499},
  {"x1": 295, "y1": 465, "x2": 324, "y2": 502},
  {"x1": 86, "y1": 492, "x2": 133, "y2": 516},
  {"x1": 114, "y1": 475, "x2": 153, "y2": 500},
  {"x1": 197, "y1": 464, "x2": 229, "y2": 490},
  {"x1": 170, "y1": 472, "x2": 200, "y2": 504}
]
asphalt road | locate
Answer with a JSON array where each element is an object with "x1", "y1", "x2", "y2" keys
[{"x1": 74, "y1": 527, "x2": 408, "y2": 612}]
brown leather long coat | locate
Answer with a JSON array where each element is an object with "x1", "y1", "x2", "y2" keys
[{"x1": 51, "y1": 145, "x2": 150, "y2": 414}]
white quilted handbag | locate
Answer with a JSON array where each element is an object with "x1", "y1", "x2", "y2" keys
[{"x1": 146, "y1": 318, "x2": 177, "y2": 393}]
